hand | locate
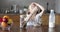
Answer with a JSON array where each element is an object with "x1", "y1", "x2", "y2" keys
[
  {"x1": 28, "y1": 2, "x2": 38, "y2": 14},
  {"x1": 31, "y1": 2, "x2": 45, "y2": 11},
  {"x1": 29, "y1": 2, "x2": 37, "y2": 10}
]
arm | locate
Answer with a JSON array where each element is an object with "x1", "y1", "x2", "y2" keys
[
  {"x1": 22, "y1": 7, "x2": 38, "y2": 27},
  {"x1": 24, "y1": 2, "x2": 44, "y2": 22},
  {"x1": 24, "y1": 7, "x2": 38, "y2": 22},
  {"x1": 35, "y1": 3, "x2": 45, "y2": 16}
]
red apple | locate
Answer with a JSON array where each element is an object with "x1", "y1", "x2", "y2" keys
[
  {"x1": 0, "y1": 18, "x2": 3, "y2": 23},
  {"x1": 3, "y1": 18, "x2": 8, "y2": 23}
]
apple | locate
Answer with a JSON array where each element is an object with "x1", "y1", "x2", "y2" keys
[
  {"x1": 3, "y1": 18, "x2": 8, "y2": 23},
  {"x1": 0, "y1": 18, "x2": 3, "y2": 23},
  {"x1": 1, "y1": 22, "x2": 8, "y2": 28}
]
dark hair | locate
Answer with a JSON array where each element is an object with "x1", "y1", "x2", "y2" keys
[
  {"x1": 33, "y1": 4, "x2": 36, "y2": 6},
  {"x1": 28, "y1": 12, "x2": 30, "y2": 14},
  {"x1": 36, "y1": 9, "x2": 42, "y2": 14}
]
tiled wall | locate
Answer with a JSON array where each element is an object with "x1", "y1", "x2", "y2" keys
[
  {"x1": 55, "y1": 0, "x2": 60, "y2": 13},
  {"x1": 0, "y1": 0, "x2": 55, "y2": 10}
]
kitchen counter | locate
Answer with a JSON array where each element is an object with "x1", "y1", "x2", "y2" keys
[
  {"x1": 20, "y1": 25, "x2": 60, "y2": 32},
  {"x1": 0, "y1": 14, "x2": 60, "y2": 32},
  {"x1": 0, "y1": 25, "x2": 59, "y2": 32}
]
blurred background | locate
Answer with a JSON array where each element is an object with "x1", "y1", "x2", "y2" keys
[
  {"x1": 0, "y1": 0, "x2": 55, "y2": 14},
  {"x1": 0, "y1": 0, "x2": 60, "y2": 32},
  {"x1": 0, "y1": 0, "x2": 60, "y2": 26}
]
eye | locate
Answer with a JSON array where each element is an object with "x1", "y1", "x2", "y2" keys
[{"x1": 28, "y1": 12, "x2": 30, "y2": 14}]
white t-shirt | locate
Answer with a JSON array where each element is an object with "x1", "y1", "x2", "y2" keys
[{"x1": 27, "y1": 13, "x2": 42, "y2": 26}]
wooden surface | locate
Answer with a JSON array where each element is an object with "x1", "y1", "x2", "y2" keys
[
  {"x1": 41, "y1": 14, "x2": 60, "y2": 25},
  {"x1": 0, "y1": 14, "x2": 60, "y2": 32},
  {"x1": 20, "y1": 14, "x2": 60, "y2": 25},
  {"x1": 20, "y1": 25, "x2": 60, "y2": 32},
  {"x1": 0, "y1": 14, "x2": 20, "y2": 32}
]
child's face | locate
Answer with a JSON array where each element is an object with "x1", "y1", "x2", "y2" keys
[
  {"x1": 28, "y1": 4, "x2": 36, "y2": 14},
  {"x1": 31, "y1": 4, "x2": 36, "y2": 9}
]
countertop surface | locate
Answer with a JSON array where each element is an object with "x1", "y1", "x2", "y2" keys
[
  {"x1": 20, "y1": 25, "x2": 60, "y2": 32},
  {"x1": 0, "y1": 24, "x2": 60, "y2": 32}
]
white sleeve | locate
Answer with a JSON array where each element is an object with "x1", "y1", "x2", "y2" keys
[
  {"x1": 35, "y1": 13, "x2": 42, "y2": 25},
  {"x1": 36, "y1": 13, "x2": 42, "y2": 17},
  {"x1": 38, "y1": 12, "x2": 43, "y2": 17}
]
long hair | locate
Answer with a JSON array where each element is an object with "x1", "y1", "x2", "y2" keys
[{"x1": 36, "y1": 7, "x2": 42, "y2": 15}]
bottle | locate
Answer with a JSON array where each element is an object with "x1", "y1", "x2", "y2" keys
[
  {"x1": 13, "y1": 4, "x2": 16, "y2": 11},
  {"x1": 49, "y1": 9, "x2": 55, "y2": 28},
  {"x1": 48, "y1": 28, "x2": 55, "y2": 32}
]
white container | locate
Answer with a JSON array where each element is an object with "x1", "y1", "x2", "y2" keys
[
  {"x1": 49, "y1": 9, "x2": 55, "y2": 28},
  {"x1": 23, "y1": 8, "x2": 28, "y2": 12},
  {"x1": 20, "y1": 10, "x2": 22, "y2": 14},
  {"x1": 13, "y1": 4, "x2": 16, "y2": 11},
  {"x1": 48, "y1": 28, "x2": 55, "y2": 32}
]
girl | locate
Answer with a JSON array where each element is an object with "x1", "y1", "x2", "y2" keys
[{"x1": 21, "y1": 2, "x2": 45, "y2": 27}]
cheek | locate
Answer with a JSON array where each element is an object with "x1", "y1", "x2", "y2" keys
[
  {"x1": 30, "y1": 6, "x2": 35, "y2": 10},
  {"x1": 28, "y1": 11, "x2": 33, "y2": 14},
  {"x1": 31, "y1": 6, "x2": 35, "y2": 9}
]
